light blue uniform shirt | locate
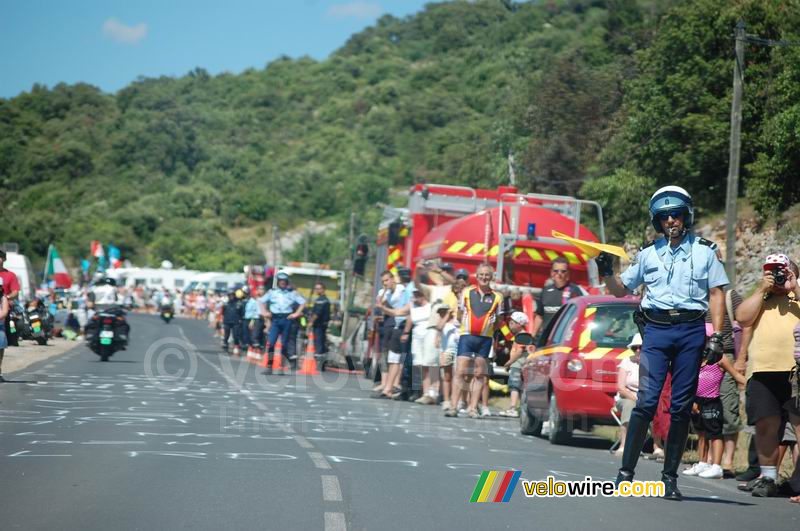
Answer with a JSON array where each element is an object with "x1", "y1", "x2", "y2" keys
[
  {"x1": 244, "y1": 297, "x2": 261, "y2": 319},
  {"x1": 620, "y1": 233, "x2": 729, "y2": 311},
  {"x1": 259, "y1": 288, "x2": 305, "y2": 315}
]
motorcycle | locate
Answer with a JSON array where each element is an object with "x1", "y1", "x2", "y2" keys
[
  {"x1": 160, "y1": 303, "x2": 174, "y2": 324},
  {"x1": 5, "y1": 302, "x2": 25, "y2": 347},
  {"x1": 86, "y1": 306, "x2": 129, "y2": 361},
  {"x1": 23, "y1": 299, "x2": 53, "y2": 345}
]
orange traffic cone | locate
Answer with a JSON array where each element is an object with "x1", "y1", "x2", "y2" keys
[
  {"x1": 271, "y1": 338, "x2": 284, "y2": 372},
  {"x1": 260, "y1": 343, "x2": 271, "y2": 368},
  {"x1": 297, "y1": 332, "x2": 320, "y2": 375}
]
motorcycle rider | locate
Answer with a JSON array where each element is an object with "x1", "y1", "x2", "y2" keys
[{"x1": 88, "y1": 273, "x2": 130, "y2": 347}]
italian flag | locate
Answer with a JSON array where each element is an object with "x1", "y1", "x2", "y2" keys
[{"x1": 45, "y1": 244, "x2": 72, "y2": 288}]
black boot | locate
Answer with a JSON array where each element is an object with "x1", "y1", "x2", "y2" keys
[
  {"x1": 661, "y1": 419, "x2": 690, "y2": 501},
  {"x1": 616, "y1": 412, "x2": 651, "y2": 486}
]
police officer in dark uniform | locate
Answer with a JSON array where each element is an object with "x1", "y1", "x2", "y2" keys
[
  {"x1": 596, "y1": 185, "x2": 728, "y2": 501},
  {"x1": 308, "y1": 282, "x2": 331, "y2": 355},
  {"x1": 222, "y1": 291, "x2": 243, "y2": 353}
]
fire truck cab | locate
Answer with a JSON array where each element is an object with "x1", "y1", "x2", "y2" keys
[{"x1": 374, "y1": 184, "x2": 605, "y2": 294}]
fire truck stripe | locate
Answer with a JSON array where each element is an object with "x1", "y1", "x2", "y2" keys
[
  {"x1": 488, "y1": 244, "x2": 499, "y2": 257},
  {"x1": 616, "y1": 349, "x2": 634, "y2": 359},
  {"x1": 584, "y1": 307, "x2": 597, "y2": 318},
  {"x1": 446, "y1": 241, "x2": 468, "y2": 253},
  {"x1": 545, "y1": 250, "x2": 559, "y2": 261},
  {"x1": 526, "y1": 249, "x2": 544, "y2": 261},
  {"x1": 514, "y1": 248, "x2": 525, "y2": 257},
  {"x1": 582, "y1": 348, "x2": 613, "y2": 360},
  {"x1": 579, "y1": 328, "x2": 593, "y2": 349},
  {"x1": 465, "y1": 243, "x2": 485, "y2": 256},
  {"x1": 563, "y1": 251, "x2": 581, "y2": 265}
]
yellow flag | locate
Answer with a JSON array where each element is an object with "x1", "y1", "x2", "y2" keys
[{"x1": 551, "y1": 230, "x2": 628, "y2": 259}]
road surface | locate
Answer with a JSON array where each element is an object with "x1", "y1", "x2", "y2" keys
[{"x1": 1, "y1": 314, "x2": 797, "y2": 530}]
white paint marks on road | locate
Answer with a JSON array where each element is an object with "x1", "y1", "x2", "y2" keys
[
  {"x1": 225, "y1": 453, "x2": 298, "y2": 461},
  {"x1": 82, "y1": 441, "x2": 146, "y2": 445},
  {"x1": 309, "y1": 452, "x2": 332, "y2": 470},
  {"x1": 327, "y1": 456, "x2": 418, "y2": 467},
  {"x1": 324, "y1": 512, "x2": 347, "y2": 531},
  {"x1": 294, "y1": 435, "x2": 314, "y2": 448},
  {"x1": 321, "y1": 475, "x2": 343, "y2": 502},
  {"x1": 128, "y1": 451, "x2": 206, "y2": 459},
  {"x1": 307, "y1": 437, "x2": 365, "y2": 444},
  {"x1": 8, "y1": 450, "x2": 72, "y2": 457}
]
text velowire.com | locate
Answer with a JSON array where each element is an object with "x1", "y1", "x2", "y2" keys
[{"x1": 523, "y1": 476, "x2": 665, "y2": 498}]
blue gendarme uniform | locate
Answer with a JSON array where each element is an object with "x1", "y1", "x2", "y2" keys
[
  {"x1": 260, "y1": 287, "x2": 306, "y2": 356},
  {"x1": 620, "y1": 233, "x2": 728, "y2": 423}
]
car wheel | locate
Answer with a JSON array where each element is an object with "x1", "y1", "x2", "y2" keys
[
  {"x1": 519, "y1": 390, "x2": 542, "y2": 436},
  {"x1": 548, "y1": 390, "x2": 573, "y2": 445}
]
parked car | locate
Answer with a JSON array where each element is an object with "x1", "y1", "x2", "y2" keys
[{"x1": 520, "y1": 295, "x2": 640, "y2": 445}]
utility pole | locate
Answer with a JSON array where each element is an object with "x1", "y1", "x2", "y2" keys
[
  {"x1": 303, "y1": 230, "x2": 309, "y2": 262},
  {"x1": 725, "y1": 20, "x2": 745, "y2": 286},
  {"x1": 341, "y1": 212, "x2": 356, "y2": 344}
]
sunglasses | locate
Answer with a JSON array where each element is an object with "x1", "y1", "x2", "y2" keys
[
  {"x1": 551, "y1": 269, "x2": 568, "y2": 275},
  {"x1": 657, "y1": 210, "x2": 684, "y2": 221}
]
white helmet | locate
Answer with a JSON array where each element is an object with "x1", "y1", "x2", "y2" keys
[{"x1": 649, "y1": 185, "x2": 694, "y2": 232}]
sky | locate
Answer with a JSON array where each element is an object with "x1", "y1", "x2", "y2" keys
[{"x1": 1, "y1": 0, "x2": 433, "y2": 99}]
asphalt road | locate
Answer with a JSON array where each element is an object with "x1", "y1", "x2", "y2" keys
[{"x1": 1, "y1": 314, "x2": 798, "y2": 531}]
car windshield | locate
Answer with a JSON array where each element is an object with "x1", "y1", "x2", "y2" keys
[{"x1": 587, "y1": 304, "x2": 638, "y2": 348}]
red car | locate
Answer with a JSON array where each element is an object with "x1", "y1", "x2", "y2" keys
[{"x1": 520, "y1": 295, "x2": 640, "y2": 445}]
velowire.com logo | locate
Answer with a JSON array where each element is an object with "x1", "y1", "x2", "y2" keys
[{"x1": 469, "y1": 471, "x2": 522, "y2": 502}]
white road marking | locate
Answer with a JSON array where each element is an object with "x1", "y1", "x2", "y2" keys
[
  {"x1": 294, "y1": 435, "x2": 314, "y2": 448},
  {"x1": 8, "y1": 450, "x2": 72, "y2": 457},
  {"x1": 321, "y1": 475, "x2": 343, "y2": 501},
  {"x1": 326, "y1": 456, "x2": 418, "y2": 467},
  {"x1": 324, "y1": 512, "x2": 347, "y2": 531},
  {"x1": 309, "y1": 452, "x2": 332, "y2": 469}
]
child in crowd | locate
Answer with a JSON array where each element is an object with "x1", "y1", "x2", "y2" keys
[
  {"x1": 440, "y1": 311, "x2": 460, "y2": 416},
  {"x1": 684, "y1": 346, "x2": 746, "y2": 479}
]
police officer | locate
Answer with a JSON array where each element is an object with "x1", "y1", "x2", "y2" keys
[
  {"x1": 307, "y1": 282, "x2": 331, "y2": 356},
  {"x1": 596, "y1": 185, "x2": 728, "y2": 501},
  {"x1": 261, "y1": 272, "x2": 306, "y2": 374}
]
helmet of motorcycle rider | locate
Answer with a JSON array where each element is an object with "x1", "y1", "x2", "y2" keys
[
  {"x1": 648, "y1": 185, "x2": 694, "y2": 233},
  {"x1": 234, "y1": 289, "x2": 244, "y2": 299},
  {"x1": 276, "y1": 271, "x2": 290, "y2": 282}
]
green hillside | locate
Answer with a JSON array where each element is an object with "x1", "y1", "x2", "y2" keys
[{"x1": 2, "y1": 0, "x2": 799, "y2": 271}]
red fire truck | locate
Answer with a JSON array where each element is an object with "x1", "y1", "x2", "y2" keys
[{"x1": 374, "y1": 184, "x2": 605, "y2": 296}]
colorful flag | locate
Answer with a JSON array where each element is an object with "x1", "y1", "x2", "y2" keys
[
  {"x1": 91, "y1": 240, "x2": 105, "y2": 259},
  {"x1": 44, "y1": 244, "x2": 72, "y2": 288},
  {"x1": 107, "y1": 244, "x2": 122, "y2": 268},
  {"x1": 469, "y1": 471, "x2": 521, "y2": 502}
]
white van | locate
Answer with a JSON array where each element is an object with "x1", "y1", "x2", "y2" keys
[
  {"x1": 3, "y1": 251, "x2": 37, "y2": 301},
  {"x1": 185, "y1": 272, "x2": 246, "y2": 293}
]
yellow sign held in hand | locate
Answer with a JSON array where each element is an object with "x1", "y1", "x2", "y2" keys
[{"x1": 551, "y1": 231, "x2": 628, "y2": 260}]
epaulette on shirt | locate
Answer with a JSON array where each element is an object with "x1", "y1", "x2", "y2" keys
[
  {"x1": 696, "y1": 237, "x2": 719, "y2": 250},
  {"x1": 639, "y1": 240, "x2": 656, "y2": 251}
]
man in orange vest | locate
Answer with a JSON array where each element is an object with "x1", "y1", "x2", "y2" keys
[{"x1": 446, "y1": 263, "x2": 503, "y2": 419}]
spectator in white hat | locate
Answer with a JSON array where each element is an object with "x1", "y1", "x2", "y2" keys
[{"x1": 614, "y1": 333, "x2": 643, "y2": 455}]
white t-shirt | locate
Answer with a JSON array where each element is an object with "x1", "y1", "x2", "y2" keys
[
  {"x1": 441, "y1": 320, "x2": 459, "y2": 353},
  {"x1": 618, "y1": 357, "x2": 639, "y2": 392},
  {"x1": 410, "y1": 303, "x2": 432, "y2": 338}
]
